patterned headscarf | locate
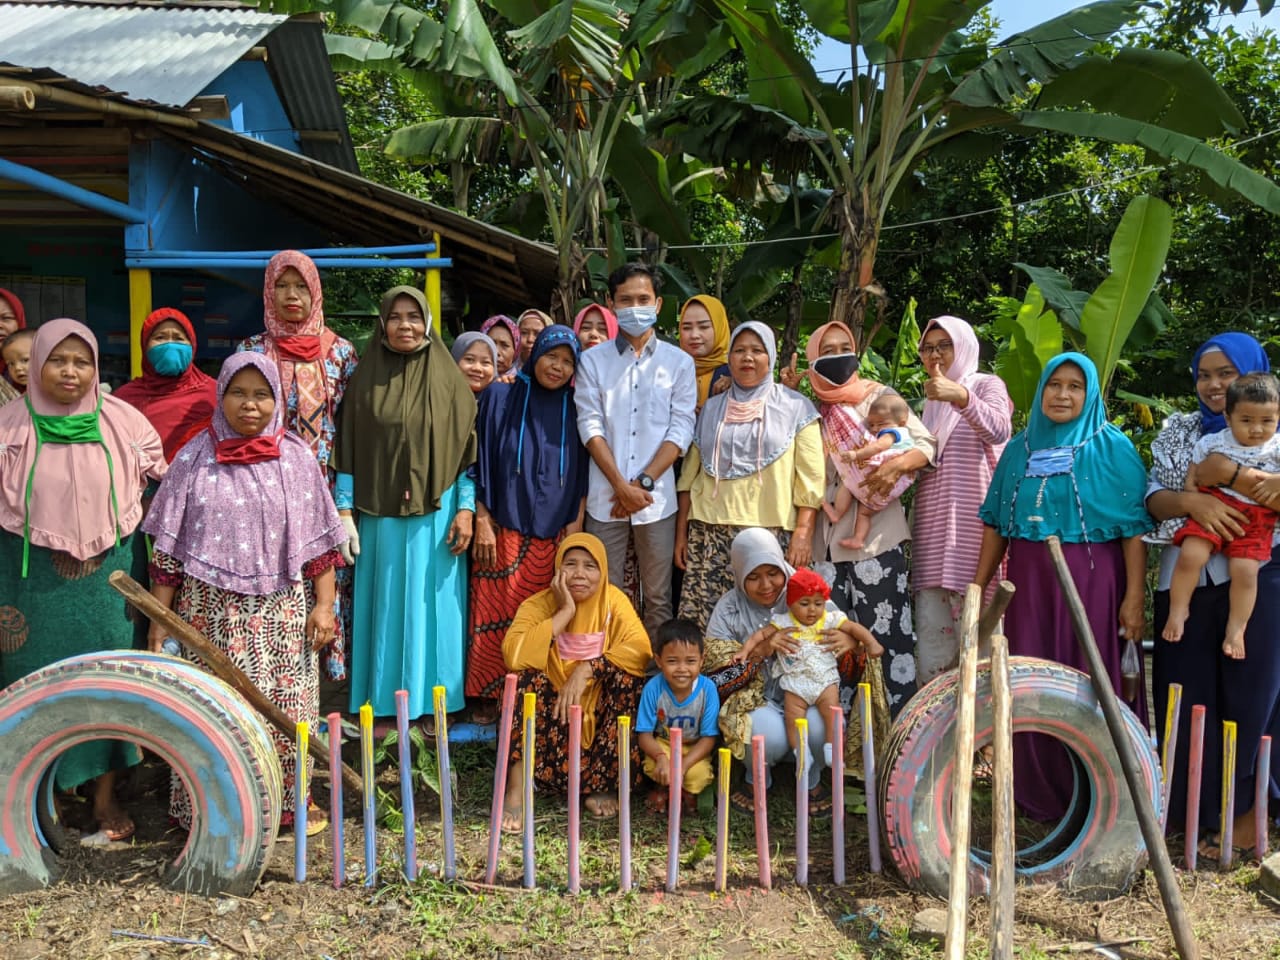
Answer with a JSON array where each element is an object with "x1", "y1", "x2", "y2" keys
[{"x1": 481, "y1": 314, "x2": 520, "y2": 378}]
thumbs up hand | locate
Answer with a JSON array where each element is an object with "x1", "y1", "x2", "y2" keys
[{"x1": 922, "y1": 357, "x2": 967, "y2": 406}]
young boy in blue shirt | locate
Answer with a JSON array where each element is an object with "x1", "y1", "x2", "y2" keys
[{"x1": 636, "y1": 619, "x2": 720, "y2": 814}]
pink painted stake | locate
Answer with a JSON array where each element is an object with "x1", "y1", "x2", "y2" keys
[
  {"x1": 1257, "y1": 737, "x2": 1272, "y2": 862},
  {"x1": 484, "y1": 674, "x2": 519, "y2": 885},
  {"x1": 327, "y1": 712, "x2": 344, "y2": 889},
  {"x1": 752, "y1": 734, "x2": 772, "y2": 890},
  {"x1": 568, "y1": 704, "x2": 582, "y2": 895},
  {"x1": 1185, "y1": 704, "x2": 1206, "y2": 870},
  {"x1": 830, "y1": 704, "x2": 846, "y2": 885},
  {"x1": 666, "y1": 726, "x2": 683, "y2": 892}
]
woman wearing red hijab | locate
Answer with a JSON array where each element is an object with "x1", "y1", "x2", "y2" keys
[
  {"x1": 115, "y1": 308, "x2": 218, "y2": 463},
  {"x1": 0, "y1": 287, "x2": 28, "y2": 399}
]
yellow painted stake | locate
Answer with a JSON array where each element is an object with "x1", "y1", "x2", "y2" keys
[
  {"x1": 434, "y1": 685, "x2": 455, "y2": 880},
  {"x1": 522, "y1": 691, "x2": 536, "y2": 888},
  {"x1": 1220, "y1": 720, "x2": 1238, "y2": 869},
  {"x1": 360, "y1": 703, "x2": 376, "y2": 887},
  {"x1": 425, "y1": 232, "x2": 442, "y2": 336},
  {"x1": 294, "y1": 721, "x2": 309, "y2": 882},
  {"x1": 127, "y1": 268, "x2": 151, "y2": 378},
  {"x1": 715, "y1": 747, "x2": 730, "y2": 892}
]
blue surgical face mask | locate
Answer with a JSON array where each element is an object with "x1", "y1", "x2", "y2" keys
[
  {"x1": 615, "y1": 305, "x2": 658, "y2": 337},
  {"x1": 146, "y1": 341, "x2": 193, "y2": 377}
]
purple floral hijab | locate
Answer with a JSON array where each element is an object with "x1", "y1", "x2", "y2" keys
[{"x1": 143, "y1": 352, "x2": 346, "y2": 595}]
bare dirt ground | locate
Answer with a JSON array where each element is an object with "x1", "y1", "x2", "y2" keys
[{"x1": 0, "y1": 745, "x2": 1277, "y2": 960}]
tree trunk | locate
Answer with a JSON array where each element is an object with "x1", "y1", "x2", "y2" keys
[
  {"x1": 780, "y1": 262, "x2": 804, "y2": 366},
  {"x1": 827, "y1": 188, "x2": 886, "y2": 353}
]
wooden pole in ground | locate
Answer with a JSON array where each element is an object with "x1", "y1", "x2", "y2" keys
[
  {"x1": 1186, "y1": 705, "x2": 1206, "y2": 871},
  {"x1": 1257, "y1": 737, "x2": 1272, "y2": 862},
  {"x1": 396, "y1": 690, "x2": 418, "y2": 882},
  {"x1": 752, "y1": 734, "x2": 772, "y2": 890},
  {"x1": 1161, "y1": 683, "x2": 1183, "y2": 832},
  {"x1": 109, "y1": 571, "x2": 364, "y2": 794},
  {"x1": 830, "y1": 704, "x2": 846, "y2": 885},
  {"x1": 1046, "y1": 536, "x2": 1200, "y2": 960},
  {"x1": 327, "y1": 711, "x2": 345, "y2": 889},
  {"x1": 989, "y1": 633, "x2": 1015, "y2": 960},
  {"x1": 944, "y1": 583, "x2": 982, "y2": 960},
  {"x1": 977, "y1": 580, "x2": 1016, "y2": 646},
  {"x1": 618, "y1": 715, "x2": 633, "y2": 891},
  {"x1": 1219, "y1": 721, "x2": 1238, "y2": 871},
  {"x1": 484, "y1": 674, "x2": 518, "y2": 885},
  {"x1": 715, "y1": 748, "x2": 730, "y2": 892}
]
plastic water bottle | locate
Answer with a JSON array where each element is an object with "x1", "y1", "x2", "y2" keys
[{"x1": 161, "y1": 637, "x2": 181, "y2": 656}]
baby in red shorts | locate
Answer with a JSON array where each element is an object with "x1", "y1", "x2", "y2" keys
[{"x1": 1165, "y1": 373, "x2": 1280, "y2": 658}]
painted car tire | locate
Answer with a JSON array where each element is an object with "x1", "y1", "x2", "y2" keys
[
  {"x1": 0, "y1": 652, "x2": 282, "y2": 897},
  {"x1": 880, "y1": 656, "x2": 1160, "y2": 900}
]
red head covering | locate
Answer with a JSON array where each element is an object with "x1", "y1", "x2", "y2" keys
[
  {"x1": 786, "y1": 567, "x2": 830, "y2": 606},
  {"x1": 804, "y1": 320, "x2": 878, "y2": 407},
  {"x1": 0, "y1": 287, "x2": 28, "y2": 380},
  {"x1": 113, "y1": 307, "x2": 218, "y2": 462}
]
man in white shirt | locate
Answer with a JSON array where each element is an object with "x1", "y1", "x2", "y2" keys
[{"x1": 575, "y1": 263, "x2": 697, "y2": 637}]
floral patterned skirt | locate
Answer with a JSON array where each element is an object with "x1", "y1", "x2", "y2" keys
[
  {"x1": 677, "y1": 521, "x2": 787, "y2": 632},
  {"x1": 830, "y1": 545, "x2": 917, "y2": 717},
  {"x1": 162, "y1": 571, "x2": 318, "y2": 824},
  {"x1": 507, "y1": 666, "x2": 645, "y2": 796}
]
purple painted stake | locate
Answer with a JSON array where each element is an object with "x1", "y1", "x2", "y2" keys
[
  {"x1": 858, "y1": 682, "x2": 882, "y2": 873},
  {"x1": 1257, "y1": 736, "x2": 1272, "y2": 862},
  {"x1": 752, "y1": 734, "x2": 772, "y2": 890},
  {"x1": 395, "y1": 691, "x2": 418, "y2": 882},
  {"x1": 795, "y1": 718, "x2": 808, "y2": 887},
  {"x1": 831, "y1": 704, "x2": 846, "y2": 885},
  {"x1": 568, "y1": 704, "x2": 582, "y2": 894},
  {"x1": 1160, "y1": 683, "x2": 1183, "y2": 832},
  {"x1": 327, "y1": 711, "x2": 344, "y2": 888},
  {"x1": 485, "y1": 674, "x2": 519, "y2": 885},
  {"x1": 619, "y1": 715, "x2": 633, "y2": 891},
  {"x1": 433, "y1": 686, "x2": 456, "y2": 880},
  {"x1": 666, "y1": 725, "x2": 683, "y2": 892},
  {"x1": 1185, "y1": 704, "x2": 1206, "y2": 870}
]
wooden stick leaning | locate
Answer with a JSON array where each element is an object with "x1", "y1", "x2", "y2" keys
[
  {"x1": 989, "y1": 632, "x2": 1015, "y2": 960},
  {"x1": 108, "y1": 571, "x2": 364, "y2": 794},
  {"x1": 1046, "y1": 536, "x2": 1200, "y2": 960},
  {"x1": 944, "y1": 583, "x2": 982, "y2": 960},
  {"x1": 977, "y1": 580, "x2": 1016, "y2": 645}
]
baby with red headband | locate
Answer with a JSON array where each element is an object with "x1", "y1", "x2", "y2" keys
[{"x1": 741, "y1": 567, "x2": 883, "y2": 769}]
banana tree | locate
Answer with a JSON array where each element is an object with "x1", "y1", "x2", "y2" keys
[{"x1": 660, "y1": 0, "x2": 1280, "y2": 350}]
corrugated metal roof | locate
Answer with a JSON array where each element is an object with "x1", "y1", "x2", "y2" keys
[
  {"x1": 0, "y1": 3, "x2": 285, "y2": 107},
  {"x1": 263, "y1": 19, "x2": 358, "y2": 174}
]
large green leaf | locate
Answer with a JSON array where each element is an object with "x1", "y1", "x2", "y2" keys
[
  {"x1": 950, "y1": 1, "x2": 1144, "y2": 107},
  {"x1": 508, "y1": 0, "x2": 623, "y2": 92},
  {"x1": 1017, "y1": 110, "x2": 1280, "y2": 214},
  {"x1": 1013, "y1": 263, "x2": 1087, "y2": 331},
  {"x1": 995, "y1": 285, "x2": 1063, "y2": 413},
  {"x1": 867, "y1": 0, "x2": 988, "y2": 63},
  {"x1": 440, "y1": 0, "x2": 521, "y2": 103},
  {"x1": 707, "y1": 0, "x2": 819, "y2": 123},
  {"x1": 1080, "y1": 194, "x2": 1173, "y2": 394},
  {"x1": 796, "y1": 0, "x2": 897, "y2": 43},
  {"x1": 385, "y1": 116, "x2": 509, "y2": 164},
  {"x1": 1037, "y1": 48, "x2": 1245, "y2": 138}
]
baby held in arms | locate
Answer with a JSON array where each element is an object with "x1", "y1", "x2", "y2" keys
[
  {"x1": 824, "y1": 393, "x2": 914, "y2": 550},
  {"x1": 1164, "y1": 373, "x2": 1280, "y2": 659}
]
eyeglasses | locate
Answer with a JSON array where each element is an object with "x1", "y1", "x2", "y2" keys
[{"x1": 920, "y1": 341, "x2": 954, "y2": 356}]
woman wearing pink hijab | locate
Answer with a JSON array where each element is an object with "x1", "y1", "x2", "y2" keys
[
  {"x1": 238, "y1": 250, "x2": 359, "y2": 682},
  {"x1": 0, "y1": 319, "x2": 166, "y2": 841},
  {"x1": 910, "y1": 315, "x2": 1013, "y2": 683},
  {"x1": 573, "y1": 304, "x2": 617, "y2": 351}
]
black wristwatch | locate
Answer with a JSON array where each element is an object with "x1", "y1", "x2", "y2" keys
[{"x1": 635, "y1": 472, "x2": 655, "y2": 492}]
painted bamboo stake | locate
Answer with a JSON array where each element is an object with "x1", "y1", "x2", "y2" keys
[
  {"x1": 433, "y1": 686, "x2": 455, "y2": 881},
  {"x1": 327, "y1": 711, "x2": 344, "y2": 889},
  {"x1": 109, "y1": 571, "x2": 364, "y2": 794},
  {"x1": 944, "y1": 583, "x2": 982, "y2": 960},
  {"x1": 567, "y1": 704, "x2": 582, "y2": 895},
  {"x1": 1257, "y1": 737, "x2": 1272, "y2": 862},
  {"x1": 990, "y1": 634, "x2": 1015, "y2": 960},
  {"x1": 752, "y1": 734, "x2": 772, "y2": 890},
  {"x1": 360, "y1": 703, "x2": 376, "y2": 888},
  {"x1": 294, "y1": 721, "x2": 309, "y2": 883},
  {"x1": 1220, "y1": 720, "x2": 1238, "y2": 870},
  {"x1": 618, "y1": 714, "x2": 633, "y2": 891},
  {"x1": 1186, "y1": 705, "x2": 1206, "y2": 871},
  {"x1": 484, "y1": 674, "x2": 518, "y2": 885},
  {"x1": 522, "y1": 692, "x2": 537, "y2": 890},
  {"x1": 830, "y1": 703, "x2": 846, "y2": 885},
  {"x1": 715, "y1": 747, "x2": 730, "y2": 893},
  {"x1": 1047, "y1": 536, "x2": 1200, "y2": 960},
  {"x1": 394, "y1": 691, "x2": 418, "y2": 882},
  {"x1": 1161, "y1": 683, "x2": 1184, "y2": 832},
  {"x1": 859, "y1": 681, "x2": 882, "y2": 874},
  {"x1": 795, "y1": 717, "x2": 809, "y2": 887},
  {"x1": 666, "y1": 725, "x2": 684, "y2": 892}
]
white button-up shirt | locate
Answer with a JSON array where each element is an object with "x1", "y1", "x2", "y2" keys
[{"x1": 575, "y1": 332, "x2": 696, "y2": 525}]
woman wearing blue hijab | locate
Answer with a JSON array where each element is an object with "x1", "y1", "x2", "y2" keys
[
  {"x1": 1147, "y1": 332, "x2": 1280, "y2": 858},
  {"x1": 465, "y1": 325, "x2": 589, "y2": 722},
  {"x1": 975, "y1": 353, "x2": 1152, "y2": 821}
]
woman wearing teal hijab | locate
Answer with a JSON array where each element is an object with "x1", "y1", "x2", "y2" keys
[{"x1": 975, "y1": 353, "x2": 1152, "y2": 821}]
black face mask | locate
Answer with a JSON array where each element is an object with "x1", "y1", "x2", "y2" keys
[{"x1": 812, "y1": 353, "x2": 860, "y2": 386}]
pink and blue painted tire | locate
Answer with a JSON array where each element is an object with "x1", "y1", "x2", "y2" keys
[
  {"x1": 880, "y1": 656, "x2": 1160, "y2": 900},
  {"x1": 0, "y1": 652, "x2": 283, "y2": 897}
]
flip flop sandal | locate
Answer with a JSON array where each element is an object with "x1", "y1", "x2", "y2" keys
[
  {"x1": 808, "y1": 782, "x2": 834, "y2": 820},
  {"x1": 730, "y1": 789, "x2": 755, "y2": 816},
  {"x1": 645, "y1": 788, "x2": 669, "y2": 814},
  {"x1": 305, "y1": 804, "x2": 329, "y2": 837}
]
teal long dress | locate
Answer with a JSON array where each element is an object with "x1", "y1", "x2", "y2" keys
[{"x1": 343, "y1": 474, "x2": 475, "y2": 718}]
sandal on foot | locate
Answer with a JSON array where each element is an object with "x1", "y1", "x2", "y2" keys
[
  {"x1": 305, "y1": 804, "x2": 328, "y2": 837},
  {"x1": 645, "y1": 788, "x2": 669, "y2": 815},
  {"x1": 100, "y1": 816, "x2": 135, "y2": 843},
  {"x1": 470, "y1": 702, "x2": 500, "y2": 726},
  {"x1": 808, "y1": 782, "x2": 833, "y2": 820},
  {"x1": 730, "y1": 788, "x2": 755, "y2": 816}
]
